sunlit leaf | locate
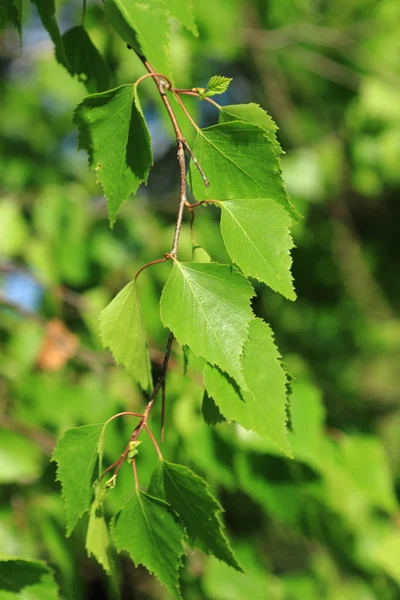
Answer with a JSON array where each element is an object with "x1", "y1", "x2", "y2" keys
[
  {"x1": 160, "y1": 261, "x2": 254, "y2": 386},
  {"x1": 99, "y1": 280, "x2": 153, "y2": 392}
]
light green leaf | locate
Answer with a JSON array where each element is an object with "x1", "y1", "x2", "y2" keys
[
  {"x1": 204, "y1": 319, "x2": 291, "y2": 456},
  {"x1": 201, "y1": 75, "x2": 232, "y2": 98},
  {"x1": 166, "y1": 0, "x2": 198, "y2": 35},
  {"x1": 189, "y1": 121, "x2": 297, "y2": 219},
  {"x1": 218, "y1": 198, "x2": 295, "y2": 299},
  {"x1": 99, "y1": 280, "x2": 153, "y2": 392},
  {"x1": 111, "y1": 491, "x2": 185, "y2": 599},
  {"x1": 31, "y1": 0, "x2": 68, "y2": 65},
  {"x1": 104, "y1": 0, "x2": 172, "y2": 80},
  {"x1": 0, "y1": 557, "x2": 59, "y2": 600},
  {"x1": 52, "y1": 423, "x2": 105, "y2": 535},
  {"x1": 74, "y1": 84, "x2": 153, "y2": 224},
  {"x1": 60, "y1": 26, "x2": 111, "y2": 93},
  {"x1": 160, "y1": 261, "x2": 254, "y2": 386},
  {"x1": 149, "y1": 461, "x2": 241, "y2": 570},
  {"x1": 86, "y1": 487, "x2": 113, "y2": 574},
  {"x1": 219, "y1": 103, "x2": 281, "y2": 153},
  {"x1": 192, "y1": 244, "x2": 211, "y2": 263}
]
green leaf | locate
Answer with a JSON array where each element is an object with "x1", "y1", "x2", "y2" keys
[
  {"x1": 99, "y1": 280, "x2": 153, "y2": 392},
  {"x1": 219, "y1": 103, "x2": 282, "y2": 153},
  {"x1": 0, "y1": 558, "x2": 59, "y2": 600},
  {"x1": 149, "y1": 461, "x2": 242, "y2": 570},
  {"x1": 218, "y1": 198, "x2": 295, "y2": 300},
  {"x1": 189, "y1": 121, "x2": 297, "y2": 219},
  {"x1": 52, "y1": 423, "x2": 105, "y2": 535},
  {"x1": 104, "y1": 0, "x2": 172, "y2": 81},
  {"x1": 111, "y1": 491, "x2": 185, "y2": 598},
  {"x1": 30, "y1": 0, "x2": 68, "y2": 66},
  {"x1": 204, "y1": 319, "x2": 291, "y2": 456},
  {"x1": 204, "y1": 75, "x2": 232, "y2": 97},
  {"x1": 74, "y1": 84, "x2": 153, "y2": 224},
  {"x1": 60, "y1": 26, "x2": 111, "y2": 93},
  {"x1": 160, "y1": 261, "x2": 254, "y2": 386},
  {"x1": 166, "y1": 0, "x2": 198, "y2": 36},
  {"x1": 192, "y1": 244, "x2": 212, "y2": 263},
  {"x1": 86, "y1": 487, "x2": 113, "y2": 574},
  {"x1": 0, "y1": 0, "x2": 21, "y2": 35}
]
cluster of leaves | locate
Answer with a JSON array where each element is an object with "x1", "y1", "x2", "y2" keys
[{"x1": 1, "y1": 0, "x2": 400, "y2": 599}]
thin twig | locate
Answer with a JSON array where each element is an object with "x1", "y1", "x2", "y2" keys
[
  {"x1": 144, "y1": 424, "x2": 163, "y2": 460},
  {"x1": 174, "y1": 89, "x2": 221, "y2": 110},
  {"x1": 134, "y1": 256, "x2": 169, "y2": 281},
  {"x1": 172, "y1": 91, "x2": 200, "y2": 132},
  {"x1": 160, "y1": 381, "x2": 166, "y2": 444},
  {"x1": 135, "y1": 72, "x2": 173, "y2": 89},
  {"x1": 182, "y1": 141, "x2": 209, "y2": 187},
  {"x1": 104, "y1": 411, "x2": 143, "y2": 427}
]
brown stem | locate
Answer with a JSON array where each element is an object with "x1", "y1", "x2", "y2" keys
[
  {"x1": 144, "y1": 424, "x2": 163, "y2": 460},
  {"x1": 135, "y1": 72, "x2": 173, "y2": 89},
  {"x1": 161, "y1": 381, "x2": 166, "y2": 444},
  {"x1": 134, "y1": 256, "x2": 169, "y2": 281},
  {"x1": 172, "y1": 91, "x2": 200, "y2": 132},
  {"x1": 174, "y1": 89, "x2": 221, "y2": 110}
]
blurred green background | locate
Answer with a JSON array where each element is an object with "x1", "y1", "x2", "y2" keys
[{"x1": 1, "y1": 0, "x2": 400, "y2": 598}]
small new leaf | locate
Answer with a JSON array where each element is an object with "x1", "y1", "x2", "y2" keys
[
  {"x1": 52, "y1": 423, "x2": 105, "y2": 535},
  {"x1": 160, "y1": 261, "x2": 254, "y2": 387},
  {"x1": 74, "y1": 84, "x2": 153, "y2": 224},
  {"x1": 99, "y1": 280, "x2": 153, "y2": 392},
  {"x1": 202, "y1": 75, "x2": 232, "y2": 98},
  {"x1": 149, "y1": 461, "x2": 242, "y2": 570},
  {"x1": 204, "y1": 319, "x2": 292, "y2": 456},
  {"x1": 111, "y1": 491, "x2": 185, "y2": 599}
]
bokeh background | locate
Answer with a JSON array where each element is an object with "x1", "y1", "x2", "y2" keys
[{"x1": 1, "y1": 0, "x2": 400, "y2": 598}]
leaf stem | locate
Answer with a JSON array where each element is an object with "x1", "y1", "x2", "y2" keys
[
  {"x1": 135, "y1": 72, "x2": 173, "y2": 90},
  {"x1": 144, "y1": 424, "x2": 163, "y2": 460},
  {"x1": 174, "y1": 89, "x2": 221, "y2": 109},
  {"x1": 172, "y1": 91, "x2": 200, "y2": 132},
  {"x1": 134, "y1": 256, "x2": 169, "y2": 281}
]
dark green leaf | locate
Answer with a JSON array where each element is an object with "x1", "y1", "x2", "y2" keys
[
  {"x1": 60, "y1": 26, "x2": 111, "y2": 93},
  {"x1": 74, "y1": 84, "x2": 153, "y2": 224},
  {"x1": 111, "y1": 491, "x2": 185, "y2": 598},
  {"x1": 0, "y1": 558, "x2": 59, "y2": 599},
  {"x1": 149, "y1": 460, "x2": 242, "y2": 570},
  {"x1": 219, "y1": 103, "x2": 282, "y2": 153},
  {"x1": 31, "y1": 0, "x2": 68, "y2": 66},
  {"x1": 52, "y1": 423, "x2": 105, "y2": 535}
]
